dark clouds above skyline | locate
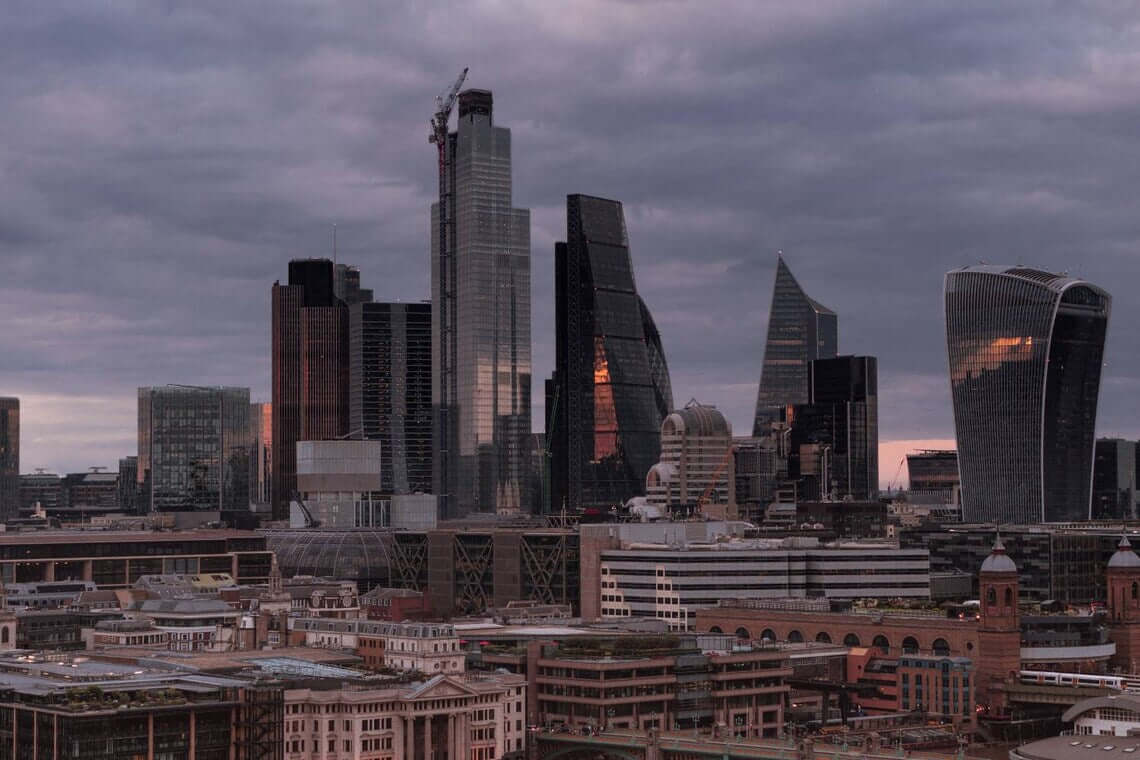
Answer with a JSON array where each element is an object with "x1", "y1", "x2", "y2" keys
[{"x1": 2, "y1": 1, "x2": 1138, "y2": 481}]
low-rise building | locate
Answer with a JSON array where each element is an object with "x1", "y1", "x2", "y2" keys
[
  {"x1": 134, "y1": 598, "x2": 240, "y2": 652},
  {"x1": 583, "y1": 522, "x2": 930, "y2": 629},
  {"x1": 285, "y1": 576, "x2": 360, "y2": 618},
  {"x1": 291, "y1": 619, "x2": 465, "y2": 674}
]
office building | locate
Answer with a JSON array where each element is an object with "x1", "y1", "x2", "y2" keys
[
  {"x1": 18, "y1": 471, "x2": 61, "y2": 512},
  {"x1": 945, "y1": 265, "x2": 1111, "y2": 523},
  {"x1": 753, "y1": 257, "x2": 837, "y2": 435},
  {"x1": 250, "y1": 401, "x2": 272, "y2": 508},
  {"x1": 789, "y1": 355, "x2": 878, "y2": 500},
  {"x1": 0, "y1": 528, "x2": 272, "y2": 586},
  {"x1": 117, "y1": 456, "x2": 138, "y2": 513},
  {"x1": 349, "y1": 301, "x2": 432, "y2": 495},
  {"x1": 0, "y1": 398, "x2": 16, "y2": 520},
  {"x1": 1093, "y1": 438, "x2": 1137, "y2": 520},
  {"x1": 272, "y1": 259, "x2": 372, "y2": 520},
  {"x1": 645, "y1": 402, "x2": 735, "y2": 518},
  {"x1": 137, "y1": 385, "x2": 250, "y2": 515},
  {"x1": 580, "y1": 522, "x2": 930, "y2": 627},
  {"x1": 905, "y1": 449, "x2": 959, "y2": 507},
  {"x1": 547, "y1": 194, "x2": 673, "y2": 513},
  {"x1": 431, "y1": 88, "x2": 531, "y2": 517}
]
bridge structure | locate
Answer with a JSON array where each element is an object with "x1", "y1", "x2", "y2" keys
[{"x1": 534, "y1": 728, "x2": 974, "y2": 760}]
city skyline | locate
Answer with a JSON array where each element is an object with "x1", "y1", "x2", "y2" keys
[{"x1": 3, "y1": 3, "x2": 1140, "y2": 484}]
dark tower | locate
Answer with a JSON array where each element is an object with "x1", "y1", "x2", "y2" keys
[
  {"x1": 271, "y1": 259, "x2": 367, "y2": 519},
  {"x1": 753, "y1": 257, "x2": 837, "y2": 435},
  {"x1": 0, "y1": 398, "x2": 16, "y2": 521},
  {"x1": 349, "y1": 302, "x2": 433, "y2": 494},
  {"x1": 547, "y1": 195, "x2": 673, "y2": 513},
  {"x1": 1107, "y1": 535, "x2": 1140, "y2": 673},
  {"x1": 976, "y1": 536, "x2": 1020, "y2": 717},
  {"x1": 946, "y1": 265, "x2": 1110, "y2": 523}
]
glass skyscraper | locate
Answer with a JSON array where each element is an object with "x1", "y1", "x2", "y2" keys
[
  {"x1": 271, "y1": 259, "x2": 371, "y2": 519},
  {"x1": 547, "y1": 194, "x2": 674, "y2": 513},
  {"x1": 432, "y1": 89, "x2": 531, "y2": 516},
  {"x1": 350, "y1": 302, "x2": 433, "y2": 494},
  {"x1": 753, "y1": 256, "x2": 838, "y2": 435},
  {"x1": 790, "y1": 355, "x2": 878, "y2": 501},
  {"x1": 137, "y1": 385, "x2": 250, "y2": 515},
  {"x1": 945, "y1": 265, "x2": 1111, "y2": 523}
]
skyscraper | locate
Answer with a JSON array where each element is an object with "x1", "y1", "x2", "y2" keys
[
  {"x1": 431, "y1": 88, "x2": 531, "y2": 516},
  {"x1": 547, "y1": 194, "x2": 674, "y2": 513},
  {"x1": 137, "y1": 385, "x2": 250, "y2": 515},
  {"x1": 789, "y1": 356, "x2": 878, "y2": 501},
  {"x1": 1092, "y1": 438, "x2": 1137, "y2": 521},
  {"x1": 249, "y1": 402, "x2": 272, "y2": 508},
  {"x1": 753, "y1": 257, "x2": 838, "y2": 436},
  {"x1": 945, "y1": 265, "x2": 1111, "y2": 523},
  {"x1": 271, "y1": 259, "x2": 371, "y2": 519},
  {"x1": 0, "y1": 398, "x2": 16, "y2": 520},
  {"x1": 349, "y1": 302, "x2": 433, "y2": 494}
]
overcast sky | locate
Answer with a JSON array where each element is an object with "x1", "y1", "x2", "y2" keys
[{"x1": 3, "y1": 1, "x2": 1138, "y2": 485}]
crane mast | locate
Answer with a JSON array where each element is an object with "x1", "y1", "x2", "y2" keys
[{"x1": 429, "y1": 67, "x2": 468, "y2": 518}]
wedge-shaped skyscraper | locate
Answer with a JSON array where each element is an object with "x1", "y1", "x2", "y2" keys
[
  {"x1": 547, "y1": 195, "x2": 673, "y2": 513},
  {"x1": 753, "y1": 257, "x2": 838, "y2": 435},
  {"x1": 945, "y1": 265, "x2": 1111, "y2": 523}
]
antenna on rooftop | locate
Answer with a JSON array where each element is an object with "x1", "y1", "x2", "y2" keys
[{"x1": 332, "y1": 224, "x2": 337, "y2": 267}]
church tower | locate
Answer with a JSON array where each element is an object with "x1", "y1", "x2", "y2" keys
[
  {"x1": 1107, "y1": 535, "x2": 1140, "y2": 673},
  {"x1": 975, "y1": 535, "x2": 1021, "y2": 716}
]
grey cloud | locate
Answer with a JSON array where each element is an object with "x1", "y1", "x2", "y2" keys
[{"x1": 1, "y1": 0, "x2": 1138, "y2": 475}]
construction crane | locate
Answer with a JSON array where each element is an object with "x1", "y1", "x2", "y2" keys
[
  {"x1": 886, "y1": 456, "x2": 907, "y2": 493},
  {"x1": 429, "y1": 67, "x2": 468, "y2": 518},
  {"x1": 696, "y1": 446, "x2": 736, "y2": 517}
]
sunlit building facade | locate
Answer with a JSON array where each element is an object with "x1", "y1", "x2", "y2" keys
[
  {"x1": 431, "y1": 89, "x2": 531, "y2": 516},
  {"x1": 137, "y1": 385, "x2": 250, "y2": 514},
  {"x1": 547, "y1": 194, "x2": 673, "y2": 513},
  {"x1": 753, "y1": 257, "x2": 837, "y2": 436},
  {"x1": 945, "y1": 265, "x2": 1111, "y2": 523}
]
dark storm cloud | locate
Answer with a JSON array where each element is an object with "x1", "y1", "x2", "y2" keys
[{"x1": 2, "y1": 0, "x2": 1138, "y2": 476}]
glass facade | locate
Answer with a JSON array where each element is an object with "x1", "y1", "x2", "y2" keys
[
  {"x1": 350, "y1": 302, "x2": 433, "y2": 494},
  {"x1": 1092, "y1": 438, "x2": 1137, "y2": 520},
  {"x1": 272, "y1": 259, "x2": 371, "y2": 519},
  {"x1": 138, "y1": 385, "x2": 250, "y2": 513},
  {"x1": 945, "y1": 266, "x2": 1111, "y2": 523},
  {"x1": 789, "y1": 356, "x2": 878, "y2": 500},
  {"x1": 548, "y1": 195, "x2": 674, "y2": 512},
  {"x1": 432, "y1": 89, "x2": 531, "y2": 516},
  {"x1": 0, "y1": 398, "x2": 16, "y2": 520},
  {"x1": 753, "y1": 258, "x2": 837, "y2": 435}
]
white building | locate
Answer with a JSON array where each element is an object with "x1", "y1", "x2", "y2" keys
[{"x1": 292, "y1": 619, "x2": 465, "y2": 675}]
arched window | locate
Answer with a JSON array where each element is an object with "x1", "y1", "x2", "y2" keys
[
  {"x1": 787, "y1": 630, "x2": 804, "y2": 643},
  {"x1": 815, "y1": 632, "x2": 832, "y2": 644},
  {"x1": 1004, "y1": 588, "x2": 1013, "y2": 607},
  {"x1": 843, "y1": 633, "x2": 861, "y2": 647},
  {"x1": 902, "y1": 636, "x2": 919, "y2": 654},
  {"x1": 709, "y1": 626, "x2": 723, "y2": 634},
  {"x1": 1131, "y1": 582, "x2": 1137, "y2": 601},
  {"x1": 872, "y1": 635, "x2": 889, "y2": 654},
  {"x1": 933, "y1": 638, "x2": 950, "y2": 656},
  {"x1": 760, "y1": 629, "x2": 776, "y2": 642},
  {"x1": 1, "y1": 627, "x2": 8, "y2": 644},
  {"x1": 735, "y1": 627, "x2": 751, "y2": 640},
  {"x1": 986, "y1": 587, "x2": 996, "y2": 605}
]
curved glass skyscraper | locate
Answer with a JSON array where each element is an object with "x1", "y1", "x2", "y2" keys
[
  {"x1": 945, "y1": 265, "x2": 1111, "y2": 523},
  {"x1": 547, "y1": 194, "x2": 674, "y2": 512},
  {"x1": 753, "y1": 257, "x2": 838, "y2": 435}
]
